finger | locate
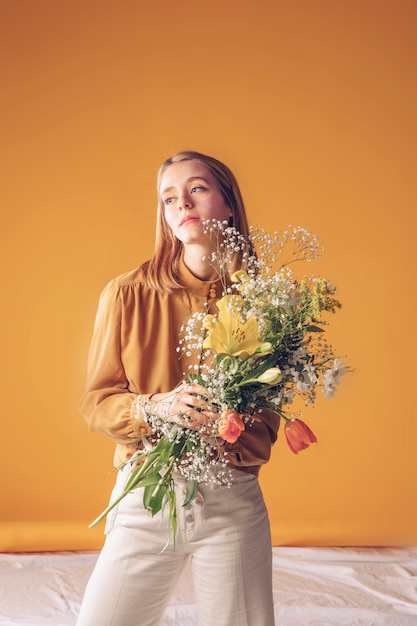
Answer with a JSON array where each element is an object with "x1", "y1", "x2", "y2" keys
[
  {"x1": 181, "y1": 394, "x2": 212, "y2": 413},
  {"x1": 179, "y1": 408, "x2": 212, "y2": 431},
  {"x1": 200, "y1": 408, "x2": 218, "y2": 420},
  {"x1": 183, "y1": 382, "x2": 213, "y2": 400}
]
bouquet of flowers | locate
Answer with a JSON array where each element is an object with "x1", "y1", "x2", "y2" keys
[{"x1": 90, "y1": 221, "x2": 349, "y2": 541}]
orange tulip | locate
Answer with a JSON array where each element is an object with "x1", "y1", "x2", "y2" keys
[
  {"x1": 284, "y1": 418, "x2": 317, "y2": 454},
  {"x1": 218, "y1": 409, "x2": 245, "y2": 444}
]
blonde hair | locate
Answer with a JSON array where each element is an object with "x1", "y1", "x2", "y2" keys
[{"x1": 142, "y1": 151, "x2": 252, "y2": 293}]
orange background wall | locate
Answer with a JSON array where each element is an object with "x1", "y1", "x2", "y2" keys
[{"x1": 1, "y1": 0, "x2": 416, "y2": 551}]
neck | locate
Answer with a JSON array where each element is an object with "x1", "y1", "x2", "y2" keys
[{"x1": 183, "y1": 244, "x2": 219, "y2": 282}]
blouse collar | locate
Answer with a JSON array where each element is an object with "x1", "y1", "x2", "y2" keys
[{"x1": 177, "y1": 255, "x2": 222, "y2": 297}]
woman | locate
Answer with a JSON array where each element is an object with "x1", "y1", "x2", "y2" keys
[{"x1": 77, "y1": 151, "x2": 280, "y2": 626}]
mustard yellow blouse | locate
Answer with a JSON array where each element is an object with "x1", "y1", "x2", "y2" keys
[{"x1": 80, "y1": 258, "x2": 280, "y2": 474}]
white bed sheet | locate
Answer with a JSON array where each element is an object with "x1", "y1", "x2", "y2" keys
[{"x1": 0, "y1": 547, "x2": 416, "y2": 625}]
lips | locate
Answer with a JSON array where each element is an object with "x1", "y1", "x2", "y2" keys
[{"x1": 179, "y1": 216, "x2": 200, "y2": 227}]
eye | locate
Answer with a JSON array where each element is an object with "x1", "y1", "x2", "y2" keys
[
  {"x1": 191, "y1": 186, "x2": 206, "y2": 194},
  {"x1": 163, "y1": 196, "x2": 176, "y2": 205}
]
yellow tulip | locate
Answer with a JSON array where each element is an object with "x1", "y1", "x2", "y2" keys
[{"x1": 203, "y1": 295, "x2": 263, "y2": 358}]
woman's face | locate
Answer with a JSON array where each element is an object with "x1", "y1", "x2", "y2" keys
[{"x1": 159, "y1": 160, "x2": 232, "y2": 246}]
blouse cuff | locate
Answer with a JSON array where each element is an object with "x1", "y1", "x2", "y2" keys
[{"x1": 129, "y1": 394, "x2": 153, "y2": 438}]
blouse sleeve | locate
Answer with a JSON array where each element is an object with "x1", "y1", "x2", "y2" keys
[
  {"x1": 223, "y1": 409, "x2": 281, "y2": 468},
  {"x1": 79, "y1": 279, "x2": 152, "y2": 446}
]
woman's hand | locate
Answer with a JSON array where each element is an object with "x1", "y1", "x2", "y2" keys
[{"x1": 146, "y1": 382, "x2": 218, "y2": 434}]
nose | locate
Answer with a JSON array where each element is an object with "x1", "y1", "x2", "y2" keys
[{"x1": 179, "y1": 192, "x2": 193, "y2": 209}]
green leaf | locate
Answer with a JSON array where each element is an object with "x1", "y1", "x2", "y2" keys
[
  {"x1": 137, "y1": 472, "x2": 162, "y2": 487},
  {"x1": 124, "y1": 464, "x2": 148, "y2": 491},
  {"x1": 143, "y1": 483, "x2": 167, "y2": 516},
  {"x1": 168, "y1": 487, "x2": 177, "y2": 548},
  {"x1": 239, "y1": 353, "x2": 277, "y2": 383},
  {"x1": 214, "y1": 353, "x2": 229, "y2": 366},
  {"x1": 182, "y1": 479, "x2": 198, "y2": 507},
  {"x1": 215, "y1": 354, "x2": 241, "y2": 375},
  {"x1": 187, "y1": 372, "x2": 204, "y2": 386}
]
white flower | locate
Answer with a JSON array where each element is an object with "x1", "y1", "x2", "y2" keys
[
  {"x1": 303, "y1": 364, "x2": 318, "y2": 385},
  {"x1": 282, "y1": 389, "x2": 296, "y2": 405},
  {"x1": 293, "y1": 366, "x2": 316, "y2": 393},
  {"x1": 270, "y1": 390, "x2": 284, "y2": 406},
  {"x1": 322, "y1": 358, "x2": 348, "y2": 398},
  {"x1": 323, "y1": 358, "x2": 348, "y2": 387}
]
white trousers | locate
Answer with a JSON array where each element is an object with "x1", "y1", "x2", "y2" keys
[{"x1": 76, "y1": 466, "x2": 275, "y2": 626}]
